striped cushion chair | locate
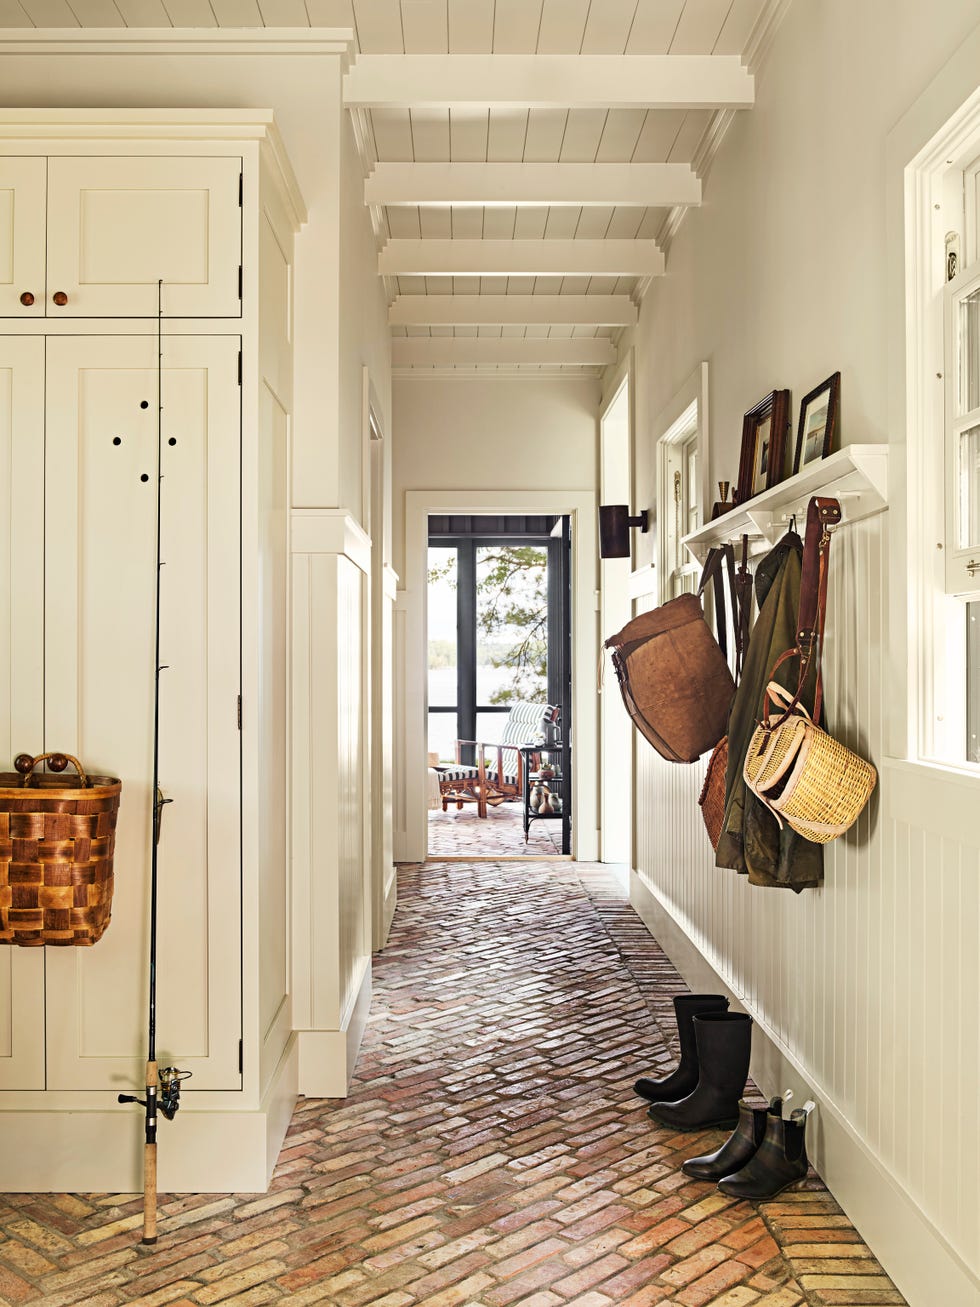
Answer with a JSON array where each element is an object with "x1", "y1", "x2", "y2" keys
[{"x1": 439, "y1": 702, "x2": 560, "y2": 817}]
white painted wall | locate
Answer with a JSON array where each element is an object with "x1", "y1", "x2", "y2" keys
[
  {"x1": 392, "y1": 376, "x2": 599, "y2": 576},
  {"x1": 391, "y1": 375, "x2": 600, "y2": 864},
  {"x1": 613, "y1": 5, "x2": 980, "y2": 1305}
]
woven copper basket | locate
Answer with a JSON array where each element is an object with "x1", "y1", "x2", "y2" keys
[{"x1": 0, "y1": 753, "x2": 122, "y2": 947}]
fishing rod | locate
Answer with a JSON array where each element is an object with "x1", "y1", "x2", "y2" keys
[{"x1": 117, "y1": 279, "x2": 189, "y2": 1245}]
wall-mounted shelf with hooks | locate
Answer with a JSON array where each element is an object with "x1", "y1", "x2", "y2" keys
[{"x1": 681, "y1": 444, "x2": 888, "y2": 563}]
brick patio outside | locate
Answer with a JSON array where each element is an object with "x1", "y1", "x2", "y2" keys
[{"x1": 0, "y1": 858, "x2": 906, "y2": 1307}]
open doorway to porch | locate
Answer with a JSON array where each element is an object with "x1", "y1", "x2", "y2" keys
[{"x1": 426, "y1": 514, "x2": 572, "y2": 859}]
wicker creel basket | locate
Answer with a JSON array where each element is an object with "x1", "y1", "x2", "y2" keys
[
  {"x1": 0, "y1": 752, "x2": 122, "y2": 947},
  {"x1": 743, "y1": 684, "x2": 876, "y2": 844}
]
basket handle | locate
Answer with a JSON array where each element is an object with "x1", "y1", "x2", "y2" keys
[
  {"x1": 762, "y1": 679, "x2": 813, "y2": 730},
  {"x1": 13, "y1": 752, "x2": 89, "y2": 788}
]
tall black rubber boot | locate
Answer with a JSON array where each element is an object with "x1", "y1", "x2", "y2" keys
[
  {"x1": 647, "y1": 1011, "x2": 752, "y2": 1131},
  {"x1": 634, "y1": 993, "x2": 730, "y2": 1103},
  {"x1": 717, "y1": 1103, "x2": 812, "y2": 1199},
  {"x1": 681, "y1": 1095, "x2": 779, "y2": 1181}
]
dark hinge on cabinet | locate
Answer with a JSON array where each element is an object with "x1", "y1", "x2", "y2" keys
[
  {"x1": 237, "y1": 351, "x2": 242, "y2": 386},
  {"x1": 238, "y1": 1039, "x2": 243, "y2": 1074},
  {"x1": 238, "y1": 172, "x2": 243, "y2": 206},
  {"x1": 238, "y1": 265, "x2": 243, "y2": 300},
  {"x1": 237, "y1": 695, "x2": 242, "y2": 729}
]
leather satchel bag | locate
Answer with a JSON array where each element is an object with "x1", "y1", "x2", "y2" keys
[
  {"x1": 606, "y1": 549, "x2": 736, "y2": 764},
  {"x1": 743, "y1": 496, "x2": 877, "y2": 843}
]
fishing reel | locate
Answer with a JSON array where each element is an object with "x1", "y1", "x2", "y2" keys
[
  {"x1": 158, "y1": 1066, "x2": 192, "y2": 1119},
  {"x1": 118, "y1": 1066, "x2": 192, "y2": 1121}
]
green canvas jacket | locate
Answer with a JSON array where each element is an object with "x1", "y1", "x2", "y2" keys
[{"x1": 715, "y1": 532, "x2": 823, "y2": 892}]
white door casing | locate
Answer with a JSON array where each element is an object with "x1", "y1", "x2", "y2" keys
[
  {"x1": 43, "y1": 334, "x2": 242, "y2": 1092},
  {"x1": 599, "y1": 368, "x2": 633, "y2": 866}
]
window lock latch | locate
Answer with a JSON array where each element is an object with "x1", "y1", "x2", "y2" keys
[{"x1": 967, "y1": 560, "x2": 980, "y2": 576}]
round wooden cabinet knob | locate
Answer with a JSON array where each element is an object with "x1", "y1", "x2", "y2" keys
[
  {"x1": 52, "y1": 291, "x2": 69, "y2": 307},
  {"x1": 19, "y1": 291, "x2": 35, "y2": 306}
]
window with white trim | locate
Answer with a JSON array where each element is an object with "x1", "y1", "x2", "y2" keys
[
  {"x1": 908, "y1": 99, "x2": 980, "y2": 765},
  {"x1": 655, "y1": 364, "x2": 709, "y2": 606},
  {"x1": 660, "y1": 411, "x2": 700, "y2": 599}
]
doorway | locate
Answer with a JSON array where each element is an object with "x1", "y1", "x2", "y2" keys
[
  {"x1": 396, "y1": 489, "x2": 598, "y2": 866},
  {"x1": 426, "y1": 515, "x2": 572, "y2": 858}
]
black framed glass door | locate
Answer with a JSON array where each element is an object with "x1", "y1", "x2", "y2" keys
[{"x1": 427, "y1": 517, "x2": 569, "y2": 770}]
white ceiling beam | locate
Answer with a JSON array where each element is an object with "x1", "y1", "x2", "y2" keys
[
  {"x1": 389, "y1": 295, "x2": 637, "y2": 327},
  {"x1": 379, "y1": 239, "x2": 664, "y2": 277},
  {"x1": 344, "y1": 54, "x2": 753, "y2": 111},
  {"x1": 392, "y1": 338, "x2": 616, "y2": 368},
  {"x1": 366, "y1": 162, "x2": 700, "y2": 209}
]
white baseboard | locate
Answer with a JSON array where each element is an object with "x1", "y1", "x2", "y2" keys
[
  {"x1": 0, "y1": 1037, "x2": 299, "y2": 1194},
  {"x1": 381, "y1": 864, "x2": 397, "y2": 947},
  {"x1": 296, "y1": 955, "x2": 372, "y2": 1097},
  {"x1": 630, "y1": 871, "x2": 980, "y2": 1307}
]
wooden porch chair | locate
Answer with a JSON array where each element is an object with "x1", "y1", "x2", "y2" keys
[{"x1": 437, "y1": 702, "x2": 560, "y2": 817}]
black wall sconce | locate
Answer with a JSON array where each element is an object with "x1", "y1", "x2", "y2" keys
[{"x1": 598, "y1": 505, "x2": 649, "y2": 558}]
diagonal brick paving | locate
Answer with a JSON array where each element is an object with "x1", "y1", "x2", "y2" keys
[
  {"x1": 428, "y1": 802, "x2": 563, "y2": 859},
  {"x1": 0, "y1": 859, "x2": 906, "y2": 1307}
]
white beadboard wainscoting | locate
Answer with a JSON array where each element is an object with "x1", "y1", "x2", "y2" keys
[{"x1": 631, "y1": 510, "x2": 980, "y2": 1307}]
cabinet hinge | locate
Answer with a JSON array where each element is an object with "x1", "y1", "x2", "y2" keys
[
  {"x1": 238, "y1": 265, "x2": 243, "y2": 300},
  {"x1": 238, "y1": 172, "x2": 243, "y2": 207},
  {"x1": 238, "y1": 1039, "x2": 243, "y2": 1074},
  {"x1": 237, "y1": 694, "x2": 242, "y2": 729},
  {"x1": 237, "y1": 351, "x2": 242, "y2": 386}
]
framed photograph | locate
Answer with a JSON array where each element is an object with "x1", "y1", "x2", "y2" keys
[
  {"x1": 794, "y1": 372, "x2": 840, "y2": 473},
  {"x1": 735, "y1": 390, "x2": 791, "y2": 504}
]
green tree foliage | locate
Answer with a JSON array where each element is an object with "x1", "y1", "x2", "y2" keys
[{"x1": 428, "y1": 545, "x2": 548, "y2": 703}]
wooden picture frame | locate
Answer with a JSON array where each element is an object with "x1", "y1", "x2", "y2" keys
[
  {"x1": 794, "y1": 372, "x2": 840, "y2": 473},
  {"x1": 735, "y1": 389, "x2": 790, "y2": 504}
]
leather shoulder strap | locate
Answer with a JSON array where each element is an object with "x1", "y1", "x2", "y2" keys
[
  {"x1": 769, "y1": 495, "x2": 840, "y2": 725},
  {"x1": 697, "y1": 544, "x2": 737, "y2": 665}
]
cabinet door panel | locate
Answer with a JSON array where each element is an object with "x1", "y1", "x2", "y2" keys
[
  {"x1": 0, "y1": 337, "x2": 45, "y2": 1089},
  {"x1": 47, "y1": 157, "x2": 242, "y2": 318},
  {"x1": 44, "y1": 335, "x2": 242, "y2": 1091},
  {"x1": 0, "y1": 159, "x2": 46, "y2": 318}
]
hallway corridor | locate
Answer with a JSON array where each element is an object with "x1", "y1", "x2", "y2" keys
[{"x1": 0, "y1": 860, "x2": 904, "y2": 1306}]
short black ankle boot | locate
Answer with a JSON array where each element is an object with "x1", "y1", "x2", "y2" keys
[
  {"x1": 647, "y1": 1012, "x2": 752, "y2": 1131},
  {"x1": 717, "y1": 1102, "x2": 812, "y2": 1199},
  {"x1": 682, "y1": 1096, "x2": 779, "y2": 1181},
  {"x1": 634, "y1": 994, "x2": 730, "y2": 1103}
]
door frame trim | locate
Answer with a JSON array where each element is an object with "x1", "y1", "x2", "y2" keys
[{"x1": 397, "y1": 488, "x2": 597, "y2": 865}]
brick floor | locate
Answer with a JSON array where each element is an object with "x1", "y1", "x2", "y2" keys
[
  {"x1": 0, "y1": 859, "x2": 906, "y2": 1306},
  {"x1": 428, "y1": 802, "x2": 563, "y2": 858}
]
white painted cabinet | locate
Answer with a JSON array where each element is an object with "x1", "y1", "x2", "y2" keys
[
  {"x1": 1, "y1": 155, "x2": 242, "y2": 319},
  {"x1": 43, "y1": 335, "x2": 242, "y2": 1092},
  {"x1": 0, "y1": 116, "x2": 302, "y2": 1192},
  {"x1": 0, "y1": 337, "x2": 45, "y2": 1089},
  {"x1": 0, "y1": 159, "x2": 46, "y2": 318}
]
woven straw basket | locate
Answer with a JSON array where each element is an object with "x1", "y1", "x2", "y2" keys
[
  {"x1": 744, "y1": 684, "x2": 876, "y2": 844},
  {"x1": 0, "y1": 753, "x2": 122, "y2": 946},
  {"x1": 698, "y1": 735, "x2": 728, "y2": 849}
]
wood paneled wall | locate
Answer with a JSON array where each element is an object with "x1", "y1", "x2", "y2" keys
[{"x1": 633, "y1": 512, "x2": 980, "y2": 1286}]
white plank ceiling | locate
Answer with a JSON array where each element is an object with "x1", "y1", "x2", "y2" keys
[{"x1": 0, "y1": 0, "x2": 783, "y2": 372}]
